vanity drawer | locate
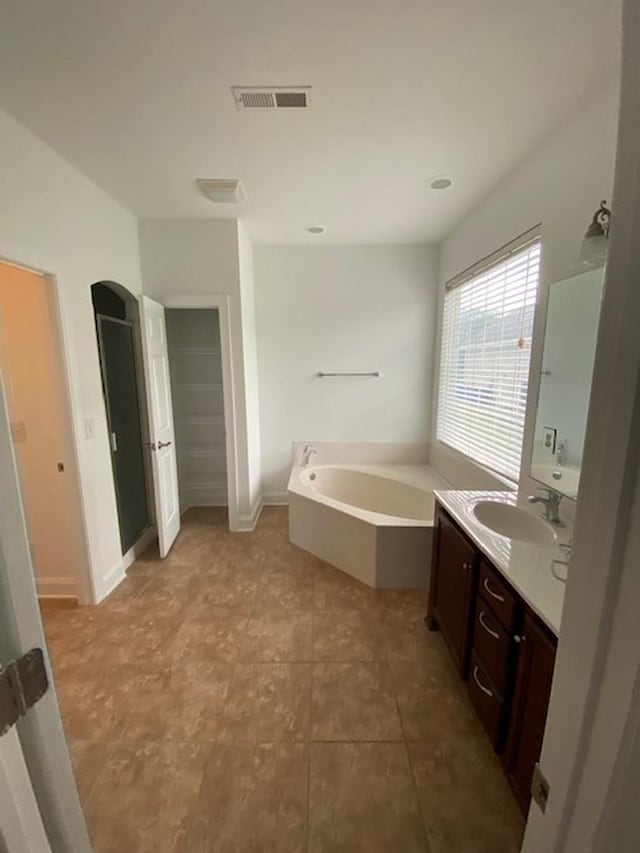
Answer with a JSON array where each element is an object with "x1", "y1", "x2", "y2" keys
[
  {"x1": 479, "y1": 561, "x2": 517, "y2": 632},
  {"x1": 468, "y1": 653, "x2": 505, "y2": 751},
  {"x1": 472, "y1": 597, "x2": 512, "y2": 697}
]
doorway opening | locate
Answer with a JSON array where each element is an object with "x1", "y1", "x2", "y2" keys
[
  {"x1": 166, "y1": 308, "x2": 228, "y2": 514},
  {"x1": 0, "y1": 261, "x2": 88, "y2": 600},
  {"x1": 91, "y1": 282, "x2": 153, "y2": 557}
]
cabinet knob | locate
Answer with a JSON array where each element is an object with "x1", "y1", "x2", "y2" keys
[
  {"x1": 514, "y1": 634, "x2": 526, "y2": 644},
  {"x1": 462, "y1": 562, "x2": 471, "y2": 571}
]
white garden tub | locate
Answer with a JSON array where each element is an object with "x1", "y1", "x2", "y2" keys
[{"x1": 287, "y1": 463, "x2": 451, "y2": 588}]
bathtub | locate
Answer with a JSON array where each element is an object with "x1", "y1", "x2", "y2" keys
[{"x1": 287, "y1": 463, "x2": 452, "y2": 589}]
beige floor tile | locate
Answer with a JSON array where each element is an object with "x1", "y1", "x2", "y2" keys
[
  {"x1": 131, "y1": 574, "x2": 201, "y2": 611},
  {"x1": 218, "y1": 663, "x2": 311, "y2": 742},
  {"x1": 374, "y1": 588, "x2": 428, "y2": 620},
  {"x1": 183, "y1": 571, "x2": 259, "y2": 614},
  {"x1": 70, "y1": 740, "x2": 117, "y2": 804},
  {"x1": 255, "y1": 570, "x2": 315, "y2": 609},
  {"x1": 313, "y1": 567, "x2": 378, "y2": 610},
  {"x1": 240, "y1": 609, "x2": 313, "y2": 662},
  {"x1": 168, "y1": 612, "x2": 250, "y2": 662},
  {"x1": 122, "y1": 661, "x2": 233, "y2": 742},
  {"x1": 94, "y1": 602, "x2": 180, "y2": 664},
  {"x1": 83, "y1": 742, "x2": 210, "y2": 853},
  {"x1": 43, "y1": 506, "x2": 521, "y2": 852},
  {"x1": 379, "y1": 612, "x2": 447, "y2": 663},
  {"x1": 409, "y1": 736, "x2": 524, "y2": 853},
  {"x1": 182, "y1": 743, "x2": 308, "y2": 852},
  {"x1": 311, "y1": 662, "x2": 403, "y2": 741},
  {"x1": 58, "y1": 661, "x2": 166, "y2": 741},
  {"x1": 390, "y1": 659, "x2": 480, "y2": 742},
  {"x1": 312, "y1": 609, "x2": 382, "y2": 661},
  {"x1": 309, "y1": 742, "x2": 428, "y2": 852}
]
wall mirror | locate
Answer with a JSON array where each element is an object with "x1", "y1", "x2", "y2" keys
[{"x1": 530, "y1": 265, "x2": 605, "y2": 499}]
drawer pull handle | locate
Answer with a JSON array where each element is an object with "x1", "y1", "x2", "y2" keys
[
  {"x1": 472, "y1": 665, "x2": 494, "y2": 698},
  {"x1": 483, "y1": 577, "x2": 505, "y2": 603},
  {"x1": 478, "y1": 610, "x2": 500, "y2": 639}
]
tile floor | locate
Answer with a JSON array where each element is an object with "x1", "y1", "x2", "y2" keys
[{"x1": 41, "y1": 506, "x2": 524, "y2": 853}]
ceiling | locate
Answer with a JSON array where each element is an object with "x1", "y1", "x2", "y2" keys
[{"x1": 0, "y1": 1, "x2": 621, "y2": 244}]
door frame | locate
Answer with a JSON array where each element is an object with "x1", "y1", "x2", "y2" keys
[
  {"x1": 0, "y1": 255, "x2": 93, "y2": 604},
  {"x1": 95, "y1": 311, "x2": 153, "y2": 554},
  {"x1": 162, "y1": 294, "x2": 240, "y2": 529},
  {"x1": 0, "y1": 726, "x2": 52, "y2": 852},
  {"x1": 522, "y1": 4, "x2": 640, "y2": 849},
  {"x1": 0, "y1": 373, "x2": 91, "y2": 851}
]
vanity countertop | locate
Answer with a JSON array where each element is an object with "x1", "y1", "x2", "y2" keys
[{"x1": 433, "y1": 490, "x2": 568, "y2": 636}]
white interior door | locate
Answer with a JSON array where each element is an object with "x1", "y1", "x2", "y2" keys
[
  {"x1": 0, "y1": 727, "x2": 52, "y2": 852},
  {"x1": 140, "y1": 296, "x2": 180, "y2": 556}
]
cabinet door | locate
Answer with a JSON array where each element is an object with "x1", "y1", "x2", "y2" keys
[
  {"x1": 430, "y1": 509, "x2": 477, "y2": 676},
  {"x1": 504, "y1": 612, "x2": 556, "y2": 814}
]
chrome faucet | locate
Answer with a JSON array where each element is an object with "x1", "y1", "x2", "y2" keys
[
  {"x1": 528, "y1": 488, "x2": 563, "y2": 524},
  {"x1": 301, "y1": 444, "x2": 318, "y2": 467}
]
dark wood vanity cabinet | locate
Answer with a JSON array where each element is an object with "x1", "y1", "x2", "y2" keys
[
  {"x1": 427, "y1": 502, "x2": 557, "y2": 814},
  {"x1": 426, "y1": 505, "x2": 478, "y2": 676},
  {"x1": 504, "y1": 612, "x2": 556, "y2": 814}
]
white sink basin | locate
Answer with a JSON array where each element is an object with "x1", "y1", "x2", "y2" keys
[{"x1": 472, "y1": 500, "x2": 558, "y2": 546}]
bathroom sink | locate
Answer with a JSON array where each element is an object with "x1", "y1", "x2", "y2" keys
[{"x1": 472, "y1": 500, "x2": 558, "y2": 546}]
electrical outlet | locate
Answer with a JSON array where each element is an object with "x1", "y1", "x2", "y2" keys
[{"x1": 542, "y1": 426, "x2": 557, "y2": 454}]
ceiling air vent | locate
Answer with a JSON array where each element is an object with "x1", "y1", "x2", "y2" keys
[
  {"x1": 231, "y1": 86, "x2": 311, "y2": 110},
  {"x1": 196, "y1": 179, "x2": 246, "y2": 204}
]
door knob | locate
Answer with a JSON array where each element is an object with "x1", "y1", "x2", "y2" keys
[{"x1": 157, "y1": 440, "x2": 172, "y2": 450}]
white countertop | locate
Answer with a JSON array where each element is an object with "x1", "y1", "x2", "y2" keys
[{"x1": 434, "y1": 490, "x2": 568, "y2": 636}]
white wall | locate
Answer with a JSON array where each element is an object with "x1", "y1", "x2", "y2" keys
[
  {"x1": 0, "y1": 106, "x2": 144, "y2": 602},
  {"x1": 254, "y1": 244, "x2": 439, "y2": 497},
  {"x1": 138, "y1": 219, "x2": 261, "y2": 525},
  {"x1": 431, "y1": 80, "x2": 620, "y2": 497}
]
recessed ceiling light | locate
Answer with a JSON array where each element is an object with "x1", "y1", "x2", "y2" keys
[
  {"x1": 305, "y1": 225, "x2": 325, "y2": 234},
  {"x1": 430, "y1": 177, "x2": 453, "y2": 190}
]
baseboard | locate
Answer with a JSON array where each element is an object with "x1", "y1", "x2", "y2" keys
[
  {"x1": 122, "y1": 525, "x2": 156, "y2": 570},
  {"x1": 96, "y1": 559, "x2": 126, "y2": 603},
  {"x1": 235, "y1": 497, "x2": 264, "y2": 532},
  {"x1": 262, "y1": 491, "x2": 289, "y2": 506},
  {"x1": 36, "y1": 577, "x2": 77, "y2": 598}
]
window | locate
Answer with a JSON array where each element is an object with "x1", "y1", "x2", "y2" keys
[{"x1": 436, "y1": 229, "x2": 542, "y2": 481}]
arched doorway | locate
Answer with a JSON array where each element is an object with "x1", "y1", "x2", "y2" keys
[{"x1": 91, "y1": 282, "x2": 151, "y2": 554}]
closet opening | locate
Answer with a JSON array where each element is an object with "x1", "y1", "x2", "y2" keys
[
  {"x1": 91, "y1": 281, "x2": 152, "y2": 556},
  {"x1": 166, "y1": 308, "x2": 227, "y2": 514}
]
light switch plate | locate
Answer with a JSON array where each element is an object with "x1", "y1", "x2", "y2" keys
[
  {"x1": 84, "y1": 418, "x2": 95, "y2": 439},
  {"x1": 532, "y1": 763, "x2": 550, "y2": 813},
  {"x1": 10, "y1": 421, "x2": 26, "y2": 443}
]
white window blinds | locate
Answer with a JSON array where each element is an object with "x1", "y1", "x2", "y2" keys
[{"x1": 436, "y1": 231, "x2": 542, "y2": 481}]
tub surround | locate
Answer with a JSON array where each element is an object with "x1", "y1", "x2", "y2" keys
[
  {"x1": 289, "y1": 464, "x2": 448, "y2": 527},
  {"x1": 288, "y1": 451, "x2": 451, "y2": 589},
  {"x1": 291, "y1": 440, "x2": 430, "y2": 468},
  {"x1": 433, "y1": 490, "x2": 568, "y2": 635}
]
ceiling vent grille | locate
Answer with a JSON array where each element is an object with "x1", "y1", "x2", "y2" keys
[
  {"x1": 196, "y1": 178, "x2": 246, "y2": 204},
  {"x1": 231, "y1": 86, "x2": 310, "y2": 110}
]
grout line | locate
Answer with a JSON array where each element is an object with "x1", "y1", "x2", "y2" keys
[{"x1": 388, "y1": 659, "x2": 433, "y2": 852}]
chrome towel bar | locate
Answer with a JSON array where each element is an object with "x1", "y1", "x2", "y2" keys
[{"x1": 316, "y1": 371, "x2": 380, "y2": 378}]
